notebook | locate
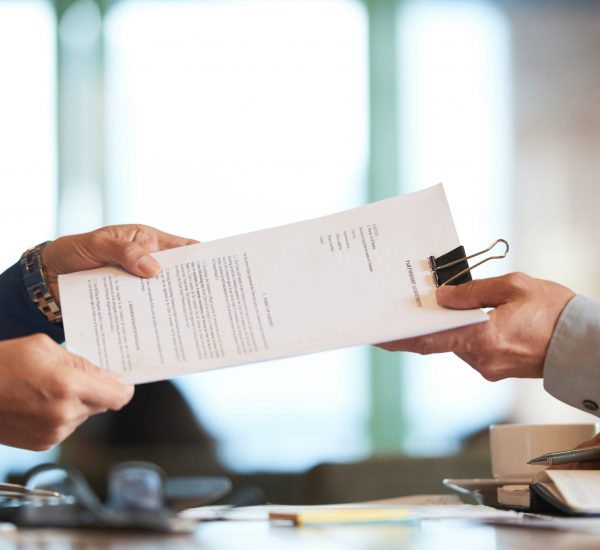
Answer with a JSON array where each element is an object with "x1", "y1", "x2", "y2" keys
[{"x1": 498, "y1": 470, "x2": 600, "y2": 515}]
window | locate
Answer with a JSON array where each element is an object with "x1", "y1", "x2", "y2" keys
[
  {"x1": 0, "y1": 0, "x2": 530, "y2": 477},
  {"x1": 104, "y1": 0, "x2": 370, "y2": 470},
  {"x1": 398, "y1": 0, "x2": 514, "y2": 453},
  {"x1": 0, "y1": 1, "x2": 57, "y2": 268},
  {"x1": 0, "y1": 0, "x2": 58, "y2": 477}
]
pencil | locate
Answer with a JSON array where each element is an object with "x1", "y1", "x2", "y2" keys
[{"x1": 269, "y1": 508, "x2": 413, "y2": 526}]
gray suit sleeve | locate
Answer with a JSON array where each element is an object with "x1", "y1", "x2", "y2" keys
[{"x1": 543, "y1": 295, "x2": 600, "y2": 416}]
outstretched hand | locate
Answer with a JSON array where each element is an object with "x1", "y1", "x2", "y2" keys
[
  {"x1": 0, "y1": 334, "x2": 133, "y2": 450},
  {"x1": 41, "y1": 224, "x2": 197, "y2": 302},
  {"x1": 378, "y1": 273, "x2": 574, "y2": 381},
  {"x1": 0, "y1": 224, "x2": 197, "y2": 451}
]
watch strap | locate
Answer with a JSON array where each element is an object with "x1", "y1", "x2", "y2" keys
[{"x1": 20, "y1": 241, "x2": 63, "y2": 324}]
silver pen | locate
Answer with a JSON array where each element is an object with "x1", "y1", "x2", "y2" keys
[{"x1": 527, "y1": 445, "x2": 600, "y2": 465}]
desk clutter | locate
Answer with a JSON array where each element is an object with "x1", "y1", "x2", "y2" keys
[
  {"x1": 4, "y1": 422, "x2": 600, "y2": 535},
  {"x1": 444, "y1": 473, "x2": 600, "y2": 516},
  {"x1": 0, "y1": 466, "x2": 529, "y2": 533},
  {"x1": 181, "y1": 494, "x2": 519, "y2": 525},
  {"x1": 0, "y1": 461, "x2": 231, "y2": 533},
  {"x1": 444, "y1": 422, "x2": 600, "y2": 522},
  {"x1": 3, "y1": 460, "x2": 600, "y2": 535}
]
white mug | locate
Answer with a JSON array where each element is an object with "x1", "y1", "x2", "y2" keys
[{"x1": 490, "y1": 423, "x2": 599, "y2": 480}]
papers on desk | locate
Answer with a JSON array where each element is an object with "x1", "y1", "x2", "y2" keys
[
  {"x1": 59, "y1": 184, "x2": 487, "y2": 384},
  {"x1": 180, "y1": 495, "x2": 521, "y2": 525}
]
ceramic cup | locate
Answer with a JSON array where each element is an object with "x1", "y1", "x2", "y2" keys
[{"x1": 490, "y1": 423, "x2": 599, "y2": 480}]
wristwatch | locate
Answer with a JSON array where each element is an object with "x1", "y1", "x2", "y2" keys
[{"x1": 20, "y1": 241, "x2": 63, "y2": 324}]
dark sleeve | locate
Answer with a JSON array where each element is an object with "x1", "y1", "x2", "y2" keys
[{"x1": 0, "y1": 261, "x2": 65, "y2": 343}]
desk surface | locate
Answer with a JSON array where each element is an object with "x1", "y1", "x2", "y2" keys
[{"x1": 2, "y1": 519, "x2": 600, "y2": 550}]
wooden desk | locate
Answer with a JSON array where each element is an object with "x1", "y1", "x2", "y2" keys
[{"x1": 2, "y1": 519, "x2": 600, "y2": 550}]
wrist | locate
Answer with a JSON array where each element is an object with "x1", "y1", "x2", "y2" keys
[{"x1": 20, "y1": 241, "x2": 63, "y2": 324}]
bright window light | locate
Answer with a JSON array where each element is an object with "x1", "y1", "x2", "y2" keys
[
  {"x1": 105, "y1": 0, "x2": 369, "y2": 471},
  {"x1": 0, "y1": 1, "x2": 57, "y2": 269},
  {"x1": 398, "y1": 1, "x2": 514, "y2": 453},
  {"x1": 0, "y1": 0, "x2": 58, "y2": 477}
]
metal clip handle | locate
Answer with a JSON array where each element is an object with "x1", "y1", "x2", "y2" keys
[{"x1": 433, "y1": 239, "x2": 509, "y2": 286}]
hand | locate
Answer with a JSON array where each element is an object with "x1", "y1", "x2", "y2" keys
[
  {"x1": 378, "y1": 273, "x2": 575, "y2": 381},
  {"x1": 0, "y1": 334, "x2": 134, "y2": 450},
  {"x1": 550, "y1": 433, "x2": 600, "y2": 470},
  {"x1": 41, "y1": 224, "x2": 197, "y2": 303}
]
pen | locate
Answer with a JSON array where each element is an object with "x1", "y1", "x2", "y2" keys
[{"x1": 527, "y1": 445, "x2": 600, "y2": 465}]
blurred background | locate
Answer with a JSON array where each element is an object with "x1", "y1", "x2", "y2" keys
[{"x1": 1, "y1": 0, "x2": 600, "y2": 502}]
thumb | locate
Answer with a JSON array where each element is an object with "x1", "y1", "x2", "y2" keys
[
  {"x1": 87, "y1": 234, "x2": 161, "y2": 277},
  {"x1": 436, "y1": 275, "x2": 517, "y2": 310}
]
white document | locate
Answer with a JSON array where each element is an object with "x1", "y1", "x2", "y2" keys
[
  {"x1": 59, "y1": 184, "x2": 487, "y2": 384},
  {"x1": 180, "y1": 501, "x2": 518, "y2": 523}
]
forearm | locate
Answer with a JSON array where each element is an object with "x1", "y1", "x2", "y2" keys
[
  {"x1": 0, "y1": 262, "x2": 64, "y2": 343},
  {"x1": 543, "y1": 295, "x2": 600, "y2": 416}
]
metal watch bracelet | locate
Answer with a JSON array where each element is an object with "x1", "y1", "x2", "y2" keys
[{"x1": 20, "y1": 241, "x2": 62, "y2": 324}]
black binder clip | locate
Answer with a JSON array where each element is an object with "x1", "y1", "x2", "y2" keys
[{"x1": 428, "y1": 239, "x2": 509, "y2": 287}]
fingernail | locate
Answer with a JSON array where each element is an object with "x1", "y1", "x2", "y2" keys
[{"x1": 137, "y1": 255, "x2": 160, "y2": 276}]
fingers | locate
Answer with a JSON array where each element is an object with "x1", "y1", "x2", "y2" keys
[
  {"x1": 454, "y1": 351, "x2": 507, "y2": 382},
  {"x1": 43, "y1": 353, "x2": 133, "y2": 448},
  {"x1": 109, "y1": 225, "x2": 198, "y2": 252},
  {"x1": 383, "y1": 274, "x2": 536, "y2": 351},
  {"x1": 377, "y1": 324, "x2": 480, "y2": 355},
  {"x1": 436, "y1": 273, "x2": 530, "y2": 310},
  {"x1": 574, "y1": 433, "x2": 600, "y2": 449},
  {"x1": 0, "y1": 336, "x2": 133, "y2": 451},
  {"x1": 86, "y1": 225, "x2": 197, "y2": 278},
  {"x1": 42, "y1": 224, "x2": 198, "y2": 290},
  {"x1": 60, "y1": 349, "x2": 134, "y2": 411},
  {"x1": 543, "y1": 435, "x2": 600, "y2": 470},
  {"x1": 151, "y1": 229, "x2": 199, "y2": 250},
  {"x1": 73, "y1": 369, "x2": 134, "y2": 411},
  {"x1": 119, "y1": 242, "x2": 161, "y2": 277}
]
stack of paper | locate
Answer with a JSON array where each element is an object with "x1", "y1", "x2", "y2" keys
[{"x1": 59, "y1": 184, "x2": 487, "y2": 384}]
